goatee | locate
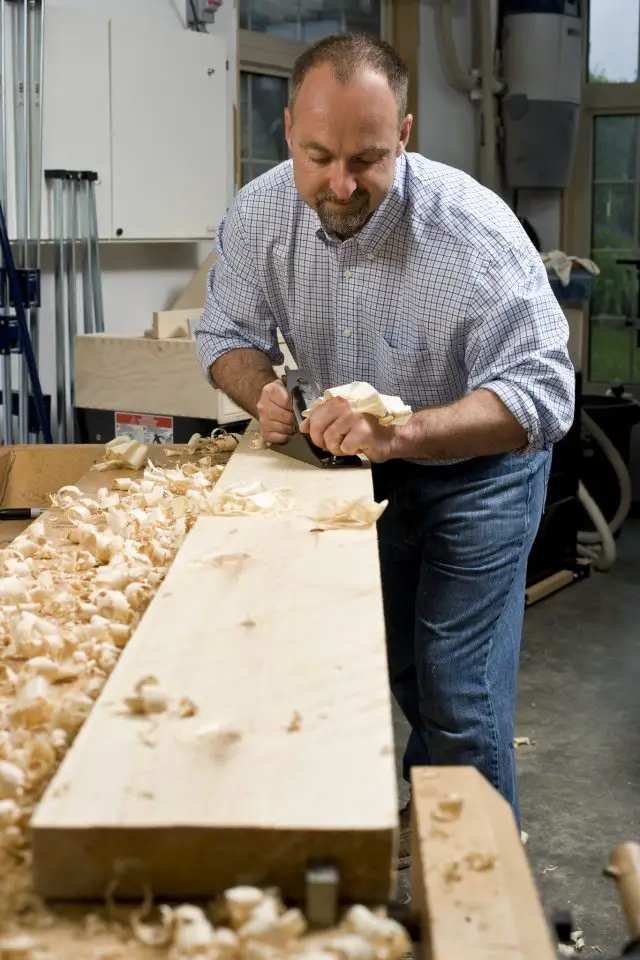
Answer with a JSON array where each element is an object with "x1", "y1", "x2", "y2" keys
[{"x1": 316, "y1": 188, "x2": 371, "y2": 237}]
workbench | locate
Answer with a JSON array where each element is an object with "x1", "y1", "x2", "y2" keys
[{"x1": 0, "y1": 435, "x2": 557, "y2": 960}]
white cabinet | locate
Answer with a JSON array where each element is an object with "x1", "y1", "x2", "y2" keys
[
  {"x1": 7, "y1": 8, "x2": 231, "y2": 243},
  {"x1": 109, "y1": 20, "x2": 228, "y2": 241},
  {"x1": 40, "y1": 8, "x2": 112, "y2": 240}
]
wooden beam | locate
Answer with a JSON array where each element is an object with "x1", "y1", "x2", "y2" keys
[
  {"x1": 411, "y1": 767, "x2": 557, "y2": 960},
  {"x1": 392, "y1": 0, "x2": 421, "y2": 150},
  {"x1": 74, "y1": 334, "x2": 219, "y2": 419},
  {"x1": 31, "y1": 430, "x2": 398, "y2": 902}
]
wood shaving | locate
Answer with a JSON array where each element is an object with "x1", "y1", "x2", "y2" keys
[
  {"x1": 303, "y1": 381, "x2": 412, "y2": 426},
  {"x1": 431, "y1": 794, "x2": 464, "y2": 822},
  {"x1": 286, "y1": 710, "x2": 302, "y2": 733},
  {"x1": 513, "y1": 736, "x2": 534, "y2": 747},
  {"x1": 177, "y1": 697, "x2": 198, "y2": 719},
  {"x1": 0, "y1": 933, "x2": 40, "y2": 958},
  {"x1": 464, "y1": 852, "x2": 496, "y2": 872},
  {"x1": 570, "y1": 929, "x2": 585, "y2": 951},
  {"x1": 311, "y1": 498, "x2": 388, "y2": 530},
  {"x1": 213, "y1": 481, "x2": 291, "y2": 517},
  {"x1": 194, "y1": 722, "x2": 243, "y2": 755},
  {"x1": 92, "y1": 436, "x2": 149, "y2": 471},
  {"x1": 123, "y1": 677, "x2": 169, "y2": 716}
]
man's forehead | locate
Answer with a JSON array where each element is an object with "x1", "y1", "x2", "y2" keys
[{"x1": 300, "y1": 137, "x2": 390, "y2": 156}]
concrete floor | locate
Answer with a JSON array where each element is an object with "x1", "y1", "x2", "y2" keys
[{"x1": 392, "y1": 520, "x2": 640, "y2": 957}]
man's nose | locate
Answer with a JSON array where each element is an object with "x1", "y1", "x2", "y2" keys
[{"x1": 329, "y1": 162, "x2": 357, "y2": 200}]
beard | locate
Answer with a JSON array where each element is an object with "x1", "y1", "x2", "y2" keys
[{"x1": 315, "y1": 188, "x2": 371, "y2": 237}]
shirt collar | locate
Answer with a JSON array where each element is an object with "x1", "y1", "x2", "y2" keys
[{"x1": 314, "y1": 153, "x2": 408, "y2": 255}]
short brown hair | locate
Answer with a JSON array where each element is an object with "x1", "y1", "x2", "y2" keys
[{"x1": 289, "y1": 33, "x2": 409, "y2": 124}]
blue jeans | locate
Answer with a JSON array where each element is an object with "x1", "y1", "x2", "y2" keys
[{"x1": 371, "y1": 448, "x2": 551, "y2": 826}]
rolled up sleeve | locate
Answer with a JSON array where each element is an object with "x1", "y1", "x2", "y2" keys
[
  {"x1": 464, "y1": 246, "x2": 575, "y2": 448},
  {"x1": 194, "y1": 199, "x2": 284, "y2": 386}
]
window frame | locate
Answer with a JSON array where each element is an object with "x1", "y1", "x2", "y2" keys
[
  {"x1": 564, "y1": 0, "x2": 640, "y2": 395},
  {"x1": 236, "y1": 0, "x2": 394, "y2": 189}
]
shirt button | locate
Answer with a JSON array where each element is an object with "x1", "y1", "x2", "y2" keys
[
  {"x1": 343, "y1": 328, "x2": 352, "y2": 338},
  {"x1": 367, "y1": 253, "x2": 375, "y2": 261},
  {"x1": 343, "y1": 269, "x2": 352, "y2": 278}
]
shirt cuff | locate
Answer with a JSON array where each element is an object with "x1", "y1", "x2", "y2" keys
[{"x1": 479, "y1": 379, "x2": 544, "y2": 449}]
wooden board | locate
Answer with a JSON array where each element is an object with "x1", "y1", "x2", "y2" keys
[
  {"x1": 0, "y1": 445, "x2": 104, "y2": 545},
  {"x1": 147, "y1": 308, "x2": 202, "y2": 340},
  {"x1": 31, "y1": 430, "x2": 398, "y2": 902},
  {"x1": 411, "y1": 767, "x2": 557, "y2": 960},
  {"x1": 74, "y1": 334, "x2": 219, "y2": 419}
]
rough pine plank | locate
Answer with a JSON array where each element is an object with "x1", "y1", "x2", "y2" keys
[
  {"x1": 411, "y1": 767, "x2": 557, "y2": 960},
  {"x1": 31, "y1": 430, "x2": 398, "y2": 901}
]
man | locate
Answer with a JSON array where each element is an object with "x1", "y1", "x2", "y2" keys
[{"x1": 195, "y1": 33, "x2": 575, "y2": 867}]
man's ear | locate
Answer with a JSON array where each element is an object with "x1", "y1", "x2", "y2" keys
[
  {"x1": 397, "y1": 114, "x2": 413, "y2": 155},
  {"x1": 284, "y1": 107, "x2": 293, "y2": 152}
]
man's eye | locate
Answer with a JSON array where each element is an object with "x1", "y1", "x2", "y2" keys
[{"x1": 311, "y1": 156, "x2": 331, "y2": 166}]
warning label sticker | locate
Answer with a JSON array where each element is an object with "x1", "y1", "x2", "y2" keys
[{"x1": 114, "y1": 412, "x2": 174, "y2": 445}]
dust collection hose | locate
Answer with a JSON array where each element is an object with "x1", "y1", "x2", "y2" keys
[{"x1": 577, "y1": 408, "x2": 635, "y2": 572}]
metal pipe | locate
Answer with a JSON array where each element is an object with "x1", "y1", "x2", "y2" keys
[
  {"x1": 434, "y1": 0, "x2": 476, "y2": 93},
  {"x1": 476, "y1": 0, "x2": 498, "y2": 192},
  {"x1": 0, "y1": 0, "x2": 12, "y2": 444},
  {"x1": 81, "y1": 180, "x2": 93, "y2": 333},
  {"x1": 65, "y1": 174, "x2": 77, "y2": 441},
  {"x1": 52, "y1": 176, "x2": 65, "y2": 442},
  {"x1": 16, "y1": 0, "x2": 29, "y2": 441},
  {"x1": 88, "y1": 178, "x2": 104, "y2": 332}
]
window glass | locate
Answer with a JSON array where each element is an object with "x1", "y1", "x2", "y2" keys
[
  {"x1": 588, "y1": 0, "x2": 640, "y2": 82},
  {"x1": 240, "y1": 72, "x2": 289, "y2": 186},
  {"x1": 590, "y1": 115, "x2": 640, "y2": 383}
]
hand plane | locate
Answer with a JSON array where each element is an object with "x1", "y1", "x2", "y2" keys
[{"x1": 274, "y1": 367, "x2": 362, "y2": 468}]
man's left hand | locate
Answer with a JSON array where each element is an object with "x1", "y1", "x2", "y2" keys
[{"x1": 300, "y1": 397, "x2": 395, "y2": 463}]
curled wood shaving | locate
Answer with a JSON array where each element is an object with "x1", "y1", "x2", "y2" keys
[
  {"x1": 513, "y1": 736, "x2": 534, "y2": 747},
  {"x1": 431, "y1": 794, "x2": 464, "y2": 822},
  {"x1": 303, "y1": 381, "x2": 412, "y2": 426},
  {"x1": 311, "y1": 498, "x2": 388, "y2": 530},
  {"x1": 213, "y1": 481, "x2": 291, "y2": 516},
  {"x1": 177, "y1": 697, "x2": 198, "y2": 719},
  {"x1": 123, "y1": 677, "x2": 169, "y2": 716},
  {"x1": 92, "y1": 436, "x2": 149, "y2": 471}
]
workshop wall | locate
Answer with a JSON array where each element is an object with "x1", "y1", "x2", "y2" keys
[
  {"x1": 417, "y1": 0, "x2": 562, "y2": 252},
  {"x1": 30, "y1": 0, "x2": 225, "y2": 400}
]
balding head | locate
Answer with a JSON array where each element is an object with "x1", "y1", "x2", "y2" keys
[{"x1": 285, "y1": 35, "x2": 412, "y2": 237}]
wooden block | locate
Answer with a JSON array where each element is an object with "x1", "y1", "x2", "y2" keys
[
  {"x1": 149, "y1": 308, "x2": 202, "y2": 340},
  {"x1": 74, "y1": 334, "x2": 219, "y2": 419},
  {"x1": 31, "y1": 431, "x2": 398, "y2": 902},
  {"x1": 411, "y1": 767, "x2": 556, "y2": 960}
]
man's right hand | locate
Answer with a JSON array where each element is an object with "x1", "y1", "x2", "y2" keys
[{"x1": 257, "y1": 380, "x2": 294, "y2": 444}]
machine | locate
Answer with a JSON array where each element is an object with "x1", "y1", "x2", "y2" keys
[{"x1": 500, "y1": 0, "x2": 582, "y2": 189}]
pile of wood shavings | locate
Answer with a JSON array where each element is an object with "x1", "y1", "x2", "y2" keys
[
  {"x1": 125, "y1": 885, "x2": 411, "y2": 960},
  {"x1": 0, "y1": 446, "x2": 238, "y2": 934}
]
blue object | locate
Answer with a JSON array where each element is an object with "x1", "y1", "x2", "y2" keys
[
  {"x1": 547, "y1": 267, "x2": 594, "y2": 304},
  {"x1": 502, "y1": 0, "x2": 580, "y2": 15},
  {"x1": 0, "y1": 200, "x2": 52, "y2": 443}
]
